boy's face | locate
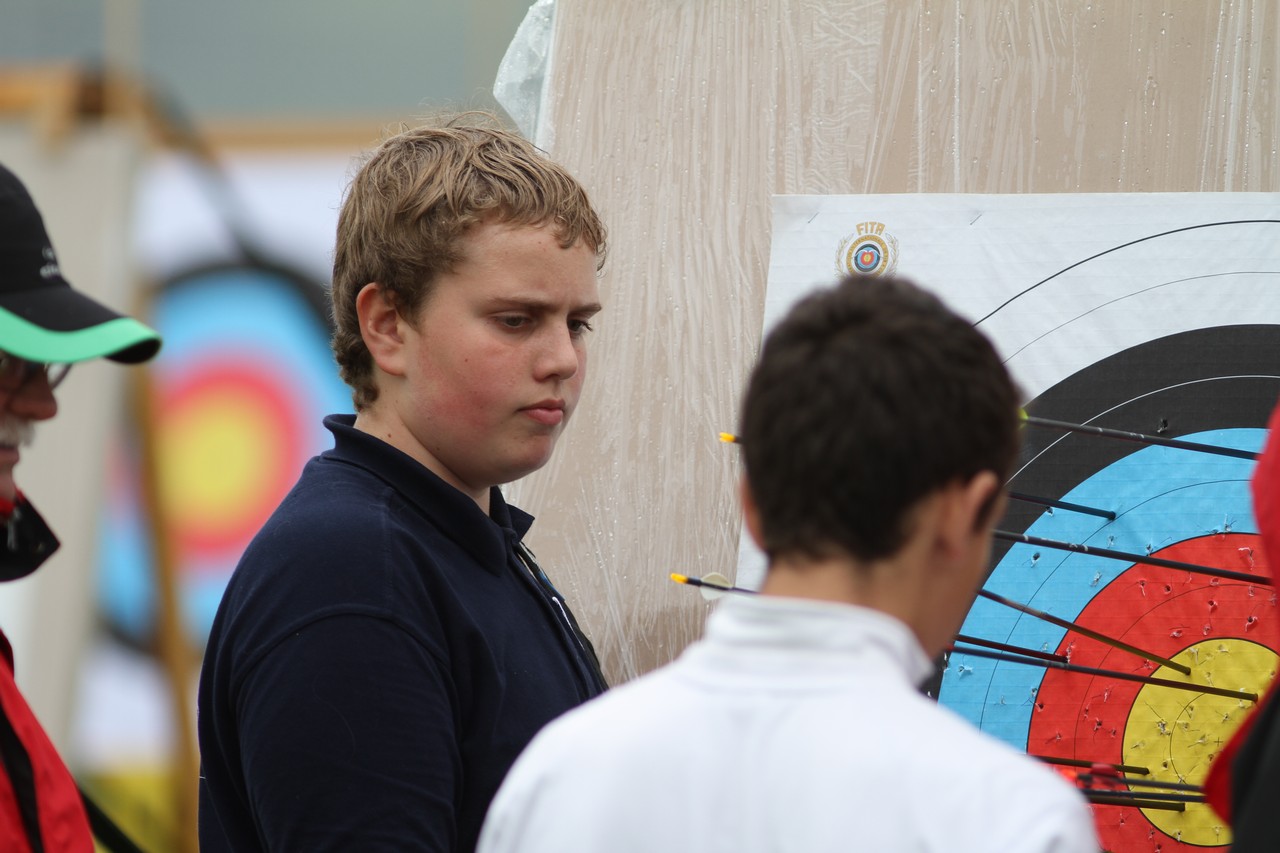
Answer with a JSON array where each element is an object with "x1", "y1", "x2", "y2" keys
[{"x1": 391, "y1": 219, "x2": 601, "y2": 502}]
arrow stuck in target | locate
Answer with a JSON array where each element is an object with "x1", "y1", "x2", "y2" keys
[
  {"x1": 949, "y1": 643, "x2": 1258, "y2": 703},
  {"x1": 1007, "y1": 491, "x2": 1117, "y2": 520},
  {"x1": 1020, "y1": 414, "x2": 1259, "y2": 461},
  {"x1": 669, "y1": 573, "x2": 1221, "y2": 684},
  {"x1": 993, "y1": 530, "x2": 1273, "y2": 586},
  {"x1": 975, "y1": 588, "x2": 1192, "y2": 674}
]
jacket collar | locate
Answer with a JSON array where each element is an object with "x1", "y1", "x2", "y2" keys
[{"x1": 692, "y1": 593, "x2": 935, "y2": 689}]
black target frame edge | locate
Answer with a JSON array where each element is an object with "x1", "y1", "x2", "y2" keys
[{"x1": 996, "y1": 323, "x2": 1280, "y2": 569}]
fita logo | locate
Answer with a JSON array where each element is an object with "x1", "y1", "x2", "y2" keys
[
  {"x1": 39, "y1": 246, "x2": 60, "y2": 280},
  {"x1": 835, "y1": 221, "x2": 898, "y2": 277}
]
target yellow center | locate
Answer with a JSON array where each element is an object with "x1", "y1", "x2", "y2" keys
[{"x1": 1123, "y1": 639, "x2": 1276, "y2": 846}]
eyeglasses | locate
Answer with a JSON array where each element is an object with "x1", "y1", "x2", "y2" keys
[{"x1": 0, "y1": 353, "x2": 71, "y2": 392}]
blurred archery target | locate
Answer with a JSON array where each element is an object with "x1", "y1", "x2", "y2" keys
[
  {"x1": 97, "y1": 263, "x2": 351, "y2": 648},
  {"x1": 939, "y1": 325, "x2": 1280, "y2": 851}
]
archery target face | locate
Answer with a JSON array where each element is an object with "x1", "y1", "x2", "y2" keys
[
  {"x1": 939, "y1": 326, "x2": 1280, "y2": 851},
  {"x1": 97, "y1": 263, "x2": 351, "y2": 648},
  {"x1": 751, "y1": 194, "x2": 1280, "y2": 851}
]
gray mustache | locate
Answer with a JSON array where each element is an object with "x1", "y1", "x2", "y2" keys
[{"x1": 0, "y1": 419, "x2": 34, "y2": 448}]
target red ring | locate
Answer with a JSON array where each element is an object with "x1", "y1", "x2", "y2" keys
[
  {"x1": 1029, "y1": 533, "x2": 1276, "y2": 850},
  {"x1": 156, "y1": 360, "x2": 307, "y2": 561}
]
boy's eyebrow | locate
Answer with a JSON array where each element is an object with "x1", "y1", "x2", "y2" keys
[{"x1": 488, "y1": 295, "x2": 603, "y2": 314}]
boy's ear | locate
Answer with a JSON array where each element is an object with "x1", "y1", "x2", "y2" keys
[
  {"x1": 936, "y1": 471, "x2": 1003, "y2": 560},
  {"x1": 356, "y1": 283, "x2": 409, "y2": 377},
  {"x1": 739, "y1": 477, "x2": 766, "y2": 550}
]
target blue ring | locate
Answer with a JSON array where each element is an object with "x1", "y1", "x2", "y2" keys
[{"x1": 941, "y1": 427, "x2": 1265, "y2": 749}]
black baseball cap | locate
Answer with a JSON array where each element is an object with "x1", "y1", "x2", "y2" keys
[{"x1": 0, "y1": 163, "x2": 160, "y2": 364}]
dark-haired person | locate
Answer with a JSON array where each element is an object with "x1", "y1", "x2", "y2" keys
[
  {"x1": 0, "y1": 163, "x2": 161, "y2": 851},
  {"x1": 198, "y1": 117, "x2": 609, "y2": 853},
  {"x1": 479, "y1": 275, "x2": 1099, "y2": 853}
]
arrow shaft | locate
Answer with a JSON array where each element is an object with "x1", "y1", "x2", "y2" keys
[
  {"x1": 951, "y1": 644, "x2": 1258, "y2": 702},
  {"x1": 1083, "y1": 793, "x2": 1185, "y2": 811},
  {"x1": 671, "y1": 574, "x2": 755, "y2": 595},
  {"x1": 1008, "y1": 491, "x2": 1116, "y2": 520},
  {"x1": 977, "y1": 588, "x2": 1192, "y2": 675},
  {"x1": 1031, "y1": 755, "x2": 1150, "y2": 776},
  {"x1": 1078, "y1": 774, "x2": 1204, "y2": 794},
  {"x1": 953, "y1": 634, "x2": 1068, "y2": 663},
  {"x1": 1080, "y1": 789, "x2": 1205, "y2": 804},
  {"x1": 1023, "y1": 415, "x2": 1257, "y2": 461},
  {"x1": 993, "y1": 529, "x2": 1271, "y2": 586}
]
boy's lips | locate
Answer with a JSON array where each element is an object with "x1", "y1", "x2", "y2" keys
[{"x1": 522, "y1": 400, "x2": 566, "y2": 426}]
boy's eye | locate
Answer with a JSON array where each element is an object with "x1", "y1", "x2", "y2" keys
[
  {"x1": 499, "y1": 315, "x2": 529, "y2": 329},
  {"x1": 568, "y1": 319, "x2": 594, "y2": 335}
]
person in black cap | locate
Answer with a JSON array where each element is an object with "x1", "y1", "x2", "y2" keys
[{"x1": 0, "y1": 162, "x2": 160, "y2": 851}]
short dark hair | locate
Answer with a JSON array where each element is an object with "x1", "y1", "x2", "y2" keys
[
  {"x1": 740, "y1": 274, "x2": 1019, "y2": 563},
  {"x1": 331, "y1": 114, "x2": 607, "y2": 410}
]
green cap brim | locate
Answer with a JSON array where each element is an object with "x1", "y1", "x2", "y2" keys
[{"x1": 0, "y1": 309, "x2": 161, "y2": 364}]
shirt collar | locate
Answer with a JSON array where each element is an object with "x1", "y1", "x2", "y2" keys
[
  {"x1": 321, "y1": 414, "x2": 533, "y2": 573},
  {"x1": 694, "y1": 593, "x2": 935, "y2": 688}
]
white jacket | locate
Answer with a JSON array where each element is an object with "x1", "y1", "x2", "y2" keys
[{"x1": 480, "y1": 593, "x2": 1100, "y2": 853}]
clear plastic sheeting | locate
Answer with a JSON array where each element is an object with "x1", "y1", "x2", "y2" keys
[
  {"x1": 499, "y1": 0, "x2": 1280, "y2": 686},
  {"x1": 493, "y1": 0, "x2": 558, "y2": 147}
]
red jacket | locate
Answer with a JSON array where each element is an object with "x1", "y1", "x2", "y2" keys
[
  {"x1": 1203, "y1": 400, "x2": 1280, "y2": 852},
  {"x1": 0, "y1": 496, "x2": 92, "y2": 852},
  {"x1": 0, "y1": 630, "x2": 93, "y2": 852}
]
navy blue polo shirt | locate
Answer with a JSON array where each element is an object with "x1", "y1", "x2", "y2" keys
[{"x1": 198, "y1": 415, "x2": 606, "y2": 852}]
